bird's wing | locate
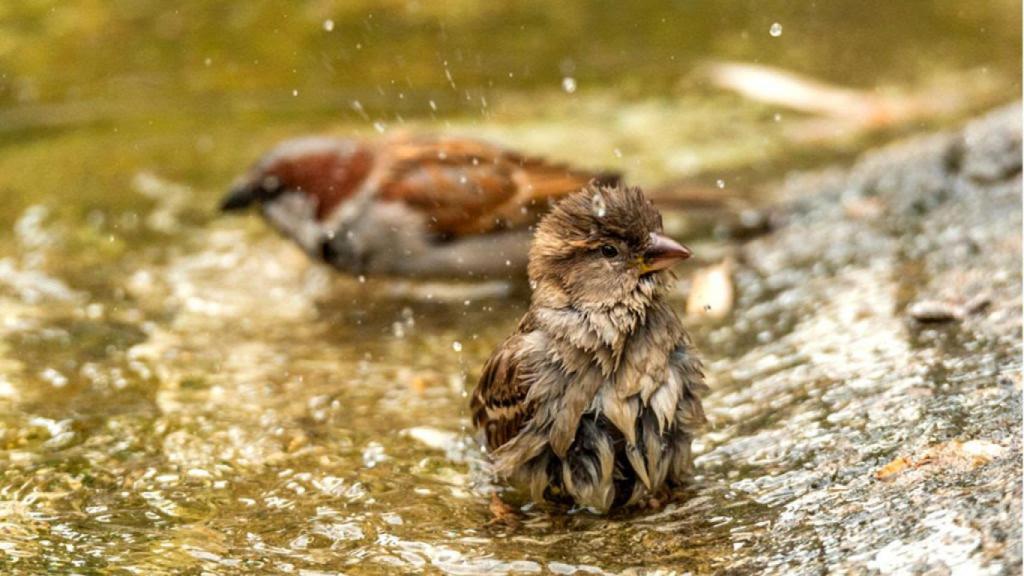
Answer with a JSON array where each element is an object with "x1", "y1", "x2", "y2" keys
[
  {"x1": 470, "y1": 332, "x2": 535, "y2": 451},
  {"x1": 377, "y1": 136, "x2": 618, "y2": 236}
]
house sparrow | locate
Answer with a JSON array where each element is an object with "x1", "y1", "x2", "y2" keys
[
  {"x1": 470, "y1": 183, "x2": 707, "y2": 513},
  {"x1": 221, "y1": 134, "x2": 618, "y2": 279}
]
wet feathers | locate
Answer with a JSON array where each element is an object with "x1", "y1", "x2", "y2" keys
[{"x1": 471, "y1": 184, "x2": 707, "y2": 511}]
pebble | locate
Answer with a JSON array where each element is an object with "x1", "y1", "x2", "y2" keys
[
  {"x1": 908, "y1": 294, "x2": 991, "y2": 323},
  {"x1": 907, "y1": 300, "x2": 963, "y2": 323}
]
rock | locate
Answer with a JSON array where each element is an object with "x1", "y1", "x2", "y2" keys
[
  {"x1": 690, "y1": 103, "x2": 1021, "y2": 574},
  {"x1": 907, "y1": 300, "x2": 963, "y2": 323}
]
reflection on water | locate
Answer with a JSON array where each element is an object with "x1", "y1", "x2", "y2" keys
[{"x1": 0, "y1": 1, "x2": 1020, "y2": 574}]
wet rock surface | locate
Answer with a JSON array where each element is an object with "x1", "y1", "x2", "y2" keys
[{"x1": 702, "y1": 103, "x2": 1022, "y2": 574}]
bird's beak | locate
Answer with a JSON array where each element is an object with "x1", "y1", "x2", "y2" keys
[{"x1": 637, "y1": 233, "x2": 692, "y2": 274}]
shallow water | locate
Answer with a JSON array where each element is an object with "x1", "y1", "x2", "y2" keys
[{"x1": 0, "y1": 2, "x2": 1021, "y2": 574}]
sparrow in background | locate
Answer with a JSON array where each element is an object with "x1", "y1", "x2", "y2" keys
[
  {"x1": 471, "y1": 183, "x2": 707, "y2": 513},
  {"x1": 221, "y1": 134, "x2": 618, "y2": 279}
]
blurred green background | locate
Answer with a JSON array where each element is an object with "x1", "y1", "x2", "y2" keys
[
  {"x1": 1, "y1": 1, "x2": 1019, "y2": 210},
  {"x1": 2, "y1": 1, "x2": 1019, "y2": 107}
]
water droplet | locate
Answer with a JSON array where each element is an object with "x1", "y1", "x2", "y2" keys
[
  {"x1": 292, "y1": 89, "x2": 299, "y2": 97},
  {"x1": 203, "y1": 57, "x2": 212, "y2": 67},
  {"x1": 357, "y1": 275, "x2": 366, "y2": 283},
  {"x1": 444, "y1": 62, "x2": 456, "y2": 89},
  {"x1": 452, "y1": 341, "x2": 463, "y2": 352},
  {"x1": 391, "y1": 322, "x2": 406, "y2": 339},
  {"x1": 613, "y1": 148, "x2": 623, "y2": 158},
  {"x1": 769, "y1": 22, "x2": 783, "y2": 37},
  {"x1": 349, "y1": 100, "x2": 369, "y2": 121},
  {"x1": 773, "y1": 112, "x2": 782, "y2": 122},
  {"x1": 561, "y1": 77, "x2": 577, "y2": 94},
  {"x1": 322, "y1": 19, "x2": 335, "y2": 32},
  {"x1": 373, "y1": 121, "x2": 386, "y2": 133},
  {"x1": 592, "y1": 193, "x2": 607, "y2": 217},
  {"x1": 716, "y1": 179, "x2": 726, "y2": 189},
  {"x1": 429, "y1": 99, "x2": 437, "y2": 111}
]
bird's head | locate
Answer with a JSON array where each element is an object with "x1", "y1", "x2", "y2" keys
[{"x1": 528, "y1": 183, "x2": 691, "y2": 308}]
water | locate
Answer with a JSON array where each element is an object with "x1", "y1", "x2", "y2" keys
[{"x1": 0, "y1": 2, "x2": 1020, "y2": 574}]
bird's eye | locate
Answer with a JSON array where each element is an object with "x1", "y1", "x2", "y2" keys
[{"x1": 600, "y1": 244, "x2": 619, "y2": 258}]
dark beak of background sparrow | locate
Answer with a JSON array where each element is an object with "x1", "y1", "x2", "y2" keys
[{"x1": 638, "y1": 233, "x2": 692, "y2": 274}]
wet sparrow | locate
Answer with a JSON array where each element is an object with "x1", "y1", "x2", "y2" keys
[
  {"x1": 222, "y1": 134, "x2": 618, "y2": 279},
  {"x1": 471, "y1": 183, "x2": 707, "y2": 512}
]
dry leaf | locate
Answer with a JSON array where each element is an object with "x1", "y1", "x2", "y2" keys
[
  {"x1": 918, "y1": 440, "x2": 1007, "y2": 470},
  {"x1": 875, "y1": 440, "x2": 1006, "y2": 481},
  {"x1": 875, "y1": 456, "x2": 911, "y2": 480},
  {"x1": 686, "y1": 259, "x2": 734, "y2": 320}
]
